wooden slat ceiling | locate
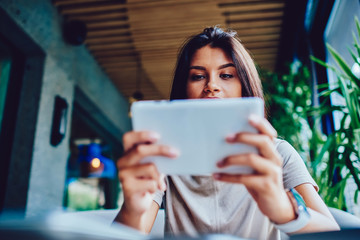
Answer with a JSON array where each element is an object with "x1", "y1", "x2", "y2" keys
[{"x1": 53, "y1": 0, "x2": 285, "y2": 100}]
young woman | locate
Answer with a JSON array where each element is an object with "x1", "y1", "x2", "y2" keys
[{"x1": 114, "y1": 27, "x2": 339, "y2": 239}]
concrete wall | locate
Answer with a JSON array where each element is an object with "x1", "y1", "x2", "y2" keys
[{"x1": 0, "y1": 0, "x2": 131, "y2": 217}]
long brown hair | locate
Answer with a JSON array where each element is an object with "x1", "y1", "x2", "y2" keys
[{"x1": 170, "y1": 26, "x2": 263, "y2": 101}]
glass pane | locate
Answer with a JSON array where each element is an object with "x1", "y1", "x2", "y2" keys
[
  {"x1": 324, "y1": 0, "x2": 360, "y2": 130},
  {"x1": 64, "y1": 109, "x2": 121, "y2": 211},
  {"x1": 0, "y1": 40, "x2": 12, "y2": 135}
]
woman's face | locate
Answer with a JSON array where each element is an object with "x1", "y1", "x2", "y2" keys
[{"x1": 186, "y1": 45, "x2": 242, "y2": 99}]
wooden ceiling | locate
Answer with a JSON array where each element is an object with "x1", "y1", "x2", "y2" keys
[{"x1": 53, "y1": 0, "x2": 286, "y2": 100}]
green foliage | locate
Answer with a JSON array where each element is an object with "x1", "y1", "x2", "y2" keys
[
  {"x1": 261, "y1": 62, "x2": 313, "y2": 163},
  {"x1": 66, "y1": 179, "x2": 102, "y2": 211},
  {"x1": 310, "y1": 16, "x2": 360, "y2": 209},
  {"x1": 261, "y1": 17, "x2": 360, "y2": 211}
]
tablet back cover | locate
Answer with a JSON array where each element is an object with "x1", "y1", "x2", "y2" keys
[{"x1": 131, "y1": 98, "x2": 264, "y2": 175}]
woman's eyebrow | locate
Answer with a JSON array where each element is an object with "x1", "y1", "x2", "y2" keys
[
  {"x1": 189, "y1": 66, "x2": 206, "y2": 70},
  {"x1": 218, "y1": 63, "x2": 235, "y2": 70},
  {"x1": 189, "y1": 63, "x2": 235, "y2": 70}
]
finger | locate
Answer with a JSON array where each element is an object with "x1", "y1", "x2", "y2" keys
[
  {"x1": 119, "y1": 164, "x2": 166, "y2": 193},
  {"x1": 123, "y1": 131, "x2": 160, "y2": 151},
  {"x1": 226, "y1": 133, "x2": 282, "y2": 165},
  {"x1": 136, "y1": 179, "x2": 159, "y2": 194},
  {"x1": 119, "y1": 163, "x2": 159, "y2": 180},
  {"x1": 248, "y1": 114, "x2": 277, "y2": 138},
  {"x1": 213, "y1": 174, "x2": 272, "y2": 205},
  {"x1": 213, "y1": 173, "x2": 269, "y2": 192},
  {"x1": 213, "y1": 173, "x2": 259, "y2": 184},
  {"x1": 125, "y1": 164, "x2": 166, "y2": 191},
  {"x1": 117, "y1": 144, "x2": 179, "y2": 168},
  {"x1": 120, "y1": 166, "x2": 161, "y2": 194},
  {"x1": 217, "y1": 153, "x2": 275, "y2": 175},
  {"x1": 122, "y1": 177, "x2": 159, "y2": 196}
]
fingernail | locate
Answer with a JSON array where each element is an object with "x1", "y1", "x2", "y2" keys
[
  {"x1": 226, "y1": 134, "x2": 236, "y2": 142},
  {"x1": 149, "y1": 132, "x2": 160, "y2": 141},
  {"x1": 168, "y1": 147, "x2": 180, "y2": 157},
  {"x1": 213, "y1": 173, "x2": 221, "y2": 179},
  {"x1": 217, "y1": 160, "x2": 225, "y2": 167},
  {"x1": 248, "y1": 114, "x2": 260, "y2": 124}
]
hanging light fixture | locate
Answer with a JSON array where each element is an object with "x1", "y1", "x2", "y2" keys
[{"x1": 77, "y1": 141, "x2": 116, "y2": 179}]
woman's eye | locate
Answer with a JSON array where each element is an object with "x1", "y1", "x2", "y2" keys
[
  {"x1": 220, "y1": 74, "x2": 233, "y2": 79},
  {"x1": 190, "y1": 75, "x2": 205, "y2": 81}
]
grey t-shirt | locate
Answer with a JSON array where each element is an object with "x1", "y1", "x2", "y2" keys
[{"x1": 153, "y1": 139, "x2": 318, "y2": 240}]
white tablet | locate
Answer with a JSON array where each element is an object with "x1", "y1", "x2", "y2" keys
[{"x1": 131, "y1": 97, "x2": 264, "y2": 175}]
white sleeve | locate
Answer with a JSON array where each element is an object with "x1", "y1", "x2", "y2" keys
[{"x1": 153, "y1": 189, "x2": 165, "y2": 207}]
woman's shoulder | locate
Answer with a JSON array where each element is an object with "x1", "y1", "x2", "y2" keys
[
  {"x1": 274, "y1": 138, "x2": 306, "y2": 168},
  {"x1": 274, "y1": 138, "x2": 298, "y2": 155}
]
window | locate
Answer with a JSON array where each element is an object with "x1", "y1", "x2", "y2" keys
[
  {"x1": 0, "y1": 7, "x2": 45, "y2": 214},
  {"x1": 324, "y1": 0, "x2": 360, "y2": 216},
  {"x1": 324, "y1": 0, "x2": 360, "y2": 130},
  {"x1": 63, "y1": 88, "x2": 124, "y2": 211},
  {"x1": 0, "y1": 40, "x2": 12, "y2": 136}
]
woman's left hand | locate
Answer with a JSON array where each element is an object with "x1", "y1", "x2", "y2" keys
[{"x1": 213, "y1": 114, "x2": 295, "y2": 224}]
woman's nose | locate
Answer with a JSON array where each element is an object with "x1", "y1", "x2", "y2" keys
[{"x1": 204, "y1": 78, "x2": 220, "y2": 93}]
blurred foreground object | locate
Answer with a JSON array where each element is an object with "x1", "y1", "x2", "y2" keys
[{"x1": 0, "y1": 211, "x2": 144, "y2": 240}]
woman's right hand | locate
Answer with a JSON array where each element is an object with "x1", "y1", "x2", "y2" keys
[{"x1": 117, "y1": 131, "x2": 178, "y2": 216}]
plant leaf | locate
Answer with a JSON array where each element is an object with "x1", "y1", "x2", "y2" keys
[
  {"x1": 318, "y1": 87, "x2": 340, "y2": 97},
  {"x1": 312, "y1": 134, "x2": 334, "y2": 168},
  {"x1": 345, "y1": 156, "x2": 360, "y2": 192},
  {"x1": 348, "y1": 46, "x2": 360, "y2": 66},
  {"x1": 310, "y1": 55, "x2": 338, "y2": 73},
  {"x1": 353, "y1": 32, "x2": 360, "y2": 57},
  {"x1": 316, "y1": 82, "x2": 331, "y2": 89},
  {"x1": 355, "y1": 16, "x2": 360, "y2": 42},
  {"x1": 327, "y1": 44, "x2": 360, "y2": 86},
  {"x1": 338, "y1": 76, "x2": 360, "y2": 129},
  {"x1": 327, "y1": 146, "x2": 336, "y2": 186},
  {"x1": 355, "y1": 189, "x2": 359, "y2": 204}
]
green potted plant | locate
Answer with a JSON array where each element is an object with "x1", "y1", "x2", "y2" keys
[{"x1": 310, "y1": 16, "x2": 360, "y2": 209}]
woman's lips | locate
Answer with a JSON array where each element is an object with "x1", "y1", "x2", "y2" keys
[{"x1": 204, "y1": 96, "x2": 220, "y2": 99}]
